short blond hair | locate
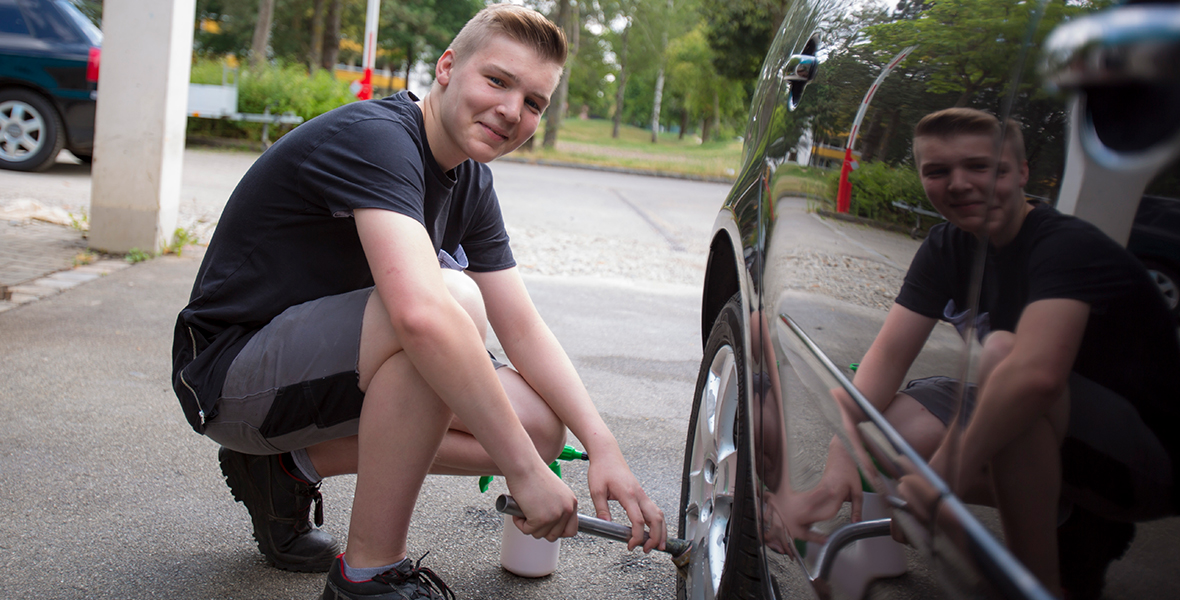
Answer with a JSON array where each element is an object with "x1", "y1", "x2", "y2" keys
[
  {"x1": 449, "y1": 3, "x2": 567, "y2": 67},
  {"x1": 913, "y1": 107, "x2": 1025, "y2": 165}
]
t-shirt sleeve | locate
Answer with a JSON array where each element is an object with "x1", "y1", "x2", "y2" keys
[
  {"x1": 1025, "y1": 221, "x2": 1132, "y2": 308},
  {"x1": 300, "y1": 118, "x2": 428, "y2": 224},
  {"x1": 895, "y1": 228, "x2": 954, "y2": 319},
  {"x1": 459, "y1": 172, "x2": 516, "y2": 272}
]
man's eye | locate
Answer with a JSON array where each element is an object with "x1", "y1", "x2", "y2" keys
[
  {"x1": 488, "y1": 76, "x2": 504, "y2": 86},
  {"x1": 526, "y1": 99, "x2": 542, "y2": 111}
]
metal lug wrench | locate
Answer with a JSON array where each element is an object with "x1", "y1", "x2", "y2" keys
[{"x1": 495, "y1": 494, "x2": 692, "y2": 571}]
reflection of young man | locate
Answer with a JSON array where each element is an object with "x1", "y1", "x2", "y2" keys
[
  {"x1": 172, "y1": 5, "x2": 665, "y2": 599},
  {"x1": 818, "y1": 108, "x2": 1178, "y2": 598}
]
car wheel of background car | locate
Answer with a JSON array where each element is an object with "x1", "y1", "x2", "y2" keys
[
  {"x1": 1143, "y1": 259, "x2": 1180, "y2": 317},
  {"x1": 0, "y1": 90, "x2": 65, "y2": 172},
  {"x1": 678, "y1": 294, "x2": 764, "y2": 600}
]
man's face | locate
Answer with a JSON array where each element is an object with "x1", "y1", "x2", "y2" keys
[
  {"x1": 914, "y1": 132, "x2": 1030, "y2": 242},
  {"x1": 434, "y1": 36, "x2": 563, "y2": 165}
]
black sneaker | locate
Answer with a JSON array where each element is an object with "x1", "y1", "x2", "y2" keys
[
  {"x1": 219, "y1": 447, "x2": 340, "y2": 572},
  {"x1": 322, "y1": 553, "x2": 456, "y2": 600},
  {"x1": 1057, "y1": 506, "x2": 1135, "y2": 600}
]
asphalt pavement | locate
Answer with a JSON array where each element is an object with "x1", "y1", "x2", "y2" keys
[{"x1": 3, "y1": 149, "x2": 1178, "y2": 600}]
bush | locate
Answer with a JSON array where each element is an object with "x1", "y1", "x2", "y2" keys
[
  {"x1": 826, "y1": 161, "x2": 936, "y2": 227},
  {"x1": 188, "y1": 59, "x2": 356, "y2": 142}
]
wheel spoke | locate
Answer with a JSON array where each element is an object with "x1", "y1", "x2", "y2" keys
[{"x1": 684, "y1": 341, "x2": 742, "y2": 600}]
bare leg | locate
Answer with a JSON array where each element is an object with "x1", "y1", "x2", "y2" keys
[
  {"x1": 974, "y1": 331, "x2": 1070, "y2": 595},
  {"x1": 346, "y1": 351, "x2": 453, "y2": 568},
  {"x1": 307, "y1": 367, "x2": 566, "y2": 478}
]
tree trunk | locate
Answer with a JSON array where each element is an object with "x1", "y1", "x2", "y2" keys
[
  {"x1": 650, "y1": 66, "x2": 665, "y2": 143},
  {"x1": 309, "y1": 0, "x2": 325, "y2": 73},
  {"x1": 711, "y1": 89, "x2": 720, "y2": 142},
  {"x1": 611, "y1": 25, "x2": 630, "y2": 139},
  {"x1": 701, "y1": 117, "x2": 712, "y2": 143},
  {"x1": 250, "y1": 0, "x2": 276, "y2": 69},
  {"x1": 542, "y1": 0, "x2": 574, "y2": 149},
  {"x1": 679, "y1": 108, "x2": 688, "y2": 140},
  {"x1": 321, "y1": 0, "x2": 342, "y2": 71},
  {"x1": 405, "y1": 41, "x2": 414, "y2": 91},
  {"x1": 649, "y1": 0, "x2": 671, "y2": 144}
]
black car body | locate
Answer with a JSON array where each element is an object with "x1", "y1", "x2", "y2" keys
[
  {"x1": 679, "y1": 1, "x2": 1180, "y2": 599},
  {"x1": 1130, "y1": 195, "x2": 1180, "y2": 316},
  {"x1": 0, "y1": 0, "x2": 100, "y2": 171}
]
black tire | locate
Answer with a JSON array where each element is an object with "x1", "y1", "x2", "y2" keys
[
  {"x1": 0, "y1": 89, "x2": 65, "y2": 172},
  {"x1": 1142, "y1": 259, "x2": 1180, "y2": 318},
  {"x1": 677, "y1": 294, "x2": 765, "y2": 600}
]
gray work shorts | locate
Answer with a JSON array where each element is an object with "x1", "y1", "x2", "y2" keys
[
  {"x1": 203, "y1": 286, "x2": 505, "y2": 456},
  {"x1": 900, "y1": 374, "x2": 1174, "y2": 519}
]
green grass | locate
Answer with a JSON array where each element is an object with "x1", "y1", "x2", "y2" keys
[{"x1": 512, "y1": 118, "x2": 744, "y2": 180}]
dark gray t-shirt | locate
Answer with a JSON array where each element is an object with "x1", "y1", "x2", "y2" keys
[
  {"x1": 172, "y1": 91, "x2": 515, "y2": 432},
  {"x1": 896, "y1": 203, "x2": 1180, "y2": 486}
]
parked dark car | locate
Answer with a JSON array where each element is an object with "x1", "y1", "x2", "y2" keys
[
  {"x1": 0, "y1": 0, "x2": 100, "y2": 171},
  {"x1": 1130, "y1": 195, "x2": 1180, "y2": 317},
  {"x1": 678, "y1": 1, "x2": 1180, "y2": 600}
]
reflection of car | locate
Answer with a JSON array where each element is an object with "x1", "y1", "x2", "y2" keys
[
  {"x1": 0, "y1": 0, "x2": 101, "y2": 171},
  {"x1": 677, "y1": 2, "x2": 1180, "y2": 600},
  {"x1": 1129, "y1": 195, "x2": 1180, "y2": 317}
]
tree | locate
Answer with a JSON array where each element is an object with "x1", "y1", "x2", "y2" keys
[
  {"x1": 309, "y1": 0, "x2": 326, "y2": 72},
  {"x1": 664, "y1": 25, "x2": 746, "y2": 142},
  {"x1": 699, "y1": 0, "x2": 791, "y2": 87},
  {"x1": 249, "y1": 0, "x2": 275, "y2": 68},
  {"x1": 543, "y1": 0, "x2": 578, "y2": 149}
]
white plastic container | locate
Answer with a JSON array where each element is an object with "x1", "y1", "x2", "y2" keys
[{"x1": 500, "y1": 515, "x2": 561, "y2": 577}]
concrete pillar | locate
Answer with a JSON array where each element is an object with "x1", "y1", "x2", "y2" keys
[{"x1": 89, "y1": 0, "x2": 196, "y2": 254}]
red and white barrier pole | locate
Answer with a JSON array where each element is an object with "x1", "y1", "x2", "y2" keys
[
  {"x1": 354, "y1": 0, "x2": 380, "y2": 100},
  {"x1": 836, "y1": 46, "x2": 916, "y2": 213}
]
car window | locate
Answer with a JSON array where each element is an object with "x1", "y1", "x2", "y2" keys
[
  {"x1": 0, "y1": 4, "x2": 29, "y2": 35},
  {"x1": 18, "y1": 0, "x2": 78, "y2": 42},
  {"x1": 54, "y1": 0, "x2": 99, "y2": 44}
]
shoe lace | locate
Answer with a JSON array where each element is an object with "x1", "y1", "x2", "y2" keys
[
  {"x1": 296, "y1": 482, "x2": 325, "y2": 527},
  {"x1": 374, "y1": 552, "x2": 456, "y2": 600}
]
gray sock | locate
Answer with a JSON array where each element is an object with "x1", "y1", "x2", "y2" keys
[
  {"x1": 343, "y1": 555, "x2": 410, "y2": 581},
  {"x1": 289, "y1": 448, "x2": 322, "y2": 484}
]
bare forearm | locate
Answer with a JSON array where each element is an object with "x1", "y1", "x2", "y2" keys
[
  {"x1": 956, "y1": 358, "x2": 1062, "y2": 477},
  {"x1": 398, "y1": 302, "x2": 547, "y2": 479},
  {"x1": 500, "y1": 317, "x2": 620, "y2": 457}
]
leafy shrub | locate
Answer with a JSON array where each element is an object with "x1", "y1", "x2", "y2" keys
[
  {"x1": 188, "y1": 59, "x2": 355, "y2": 142},
  {"x1": 826, "y1": 161, "x2": 937, "y2": 227}
]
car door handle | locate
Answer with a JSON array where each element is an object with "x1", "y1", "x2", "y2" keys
[{"x1": 782, "y1": 54, "x2": 819, "y2": 83}]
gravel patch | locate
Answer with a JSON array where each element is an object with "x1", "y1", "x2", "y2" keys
[
  {"x1": 769, "y1": 249, "x2": 906, "y2": 311},
  {"x1": 507, "y1": 225, "x2": 706, "y2": 286}
]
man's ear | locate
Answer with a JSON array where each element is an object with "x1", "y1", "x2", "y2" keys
[
  {"x1": 1019, "y1": 159, "x2": 1029, "y2": 188},
  {"x1": 436, "y1": 49, "x2": 456, "y2": 86}
]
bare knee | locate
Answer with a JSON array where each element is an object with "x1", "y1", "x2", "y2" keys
[
  {"x1": 980, "y1": 330, "x2": 1016, "y2": 382},
  {"x1": 885, "y1": 393, "x2": 948, "y2": 459},
  {"x1": 442, "y1": 269, "x2": 487, "y2": 342},
  {"x1": 498, "y1": 368, "x2": 566, "y2": 462}
]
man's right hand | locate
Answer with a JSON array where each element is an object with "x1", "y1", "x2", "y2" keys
[{"x1": 505, "y1": 461, "x2": 579, "y2": 542}]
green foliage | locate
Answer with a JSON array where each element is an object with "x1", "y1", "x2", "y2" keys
[
  {"x1": 567, "y1": 26, "x2": 616, "y2": 119},
  {"x1": 188, "y1": 59, "x2": 355, "y2": 141},
  {"x1": 699, "y1": 0, "x2": 790, "y2": 86},
  {"x1": 166, "y1": 227, "x2": 201, "y2": 257},
  {"x1": 67, "y1": 210, "x2": 89, "y2": 232},
  {"x1": 125, "y1": 248, "x2": 153, "y2": 264},
  {"x1": 828, "y1": 162, "x2": 934, "y2": 226}
]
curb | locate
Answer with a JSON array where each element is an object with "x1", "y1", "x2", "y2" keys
[{"x1": 0, "y1": 259, "x2": 131, "y2": 314}]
